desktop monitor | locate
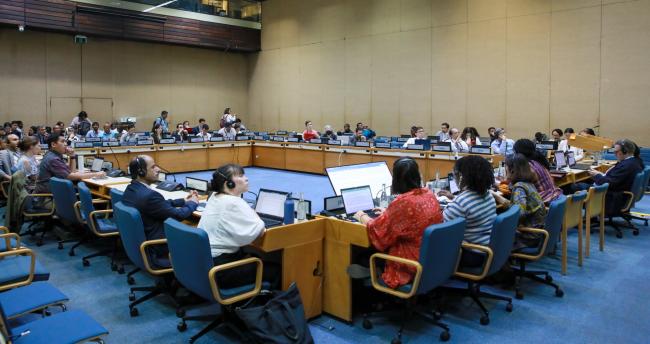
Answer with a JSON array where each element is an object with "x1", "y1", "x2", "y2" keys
[
  {"x1": 341, "y1": 185, "x2": 375, "y2": 215},
  {"x1": 255, "y1": 189, "x2": 289, "y2": 218},
  {"x1": 185, "y1": 177, "x2": 209, "y2": 193},
  {"x1": 326, "y1": 161, "x2": 392, "y2": 197},
  {"x1": 428, "y1": 136, "x2": 440, "y2": 143}
]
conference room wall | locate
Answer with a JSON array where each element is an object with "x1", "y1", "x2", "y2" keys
[
  {"x1": 248, "y1": 0, "x2": 650, "y2": 146},
  {"x1": 0, "y1": 28, "x2": 249, "y2": 131}
]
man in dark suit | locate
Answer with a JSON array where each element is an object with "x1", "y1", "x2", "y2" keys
[{"x1": 123, "y1": 155, "x2": 198, "y2": 258}]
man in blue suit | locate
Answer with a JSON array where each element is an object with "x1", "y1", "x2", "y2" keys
[{"x1": 123, "y1": 155, "x2": 198, "y2": 258}]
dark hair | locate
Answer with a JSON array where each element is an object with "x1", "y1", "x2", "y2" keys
[
  {"x1": 161, "y1": 110, "x2": 168, "y2": 116},
  {"x1": 506, "y1": 154, "x2": 538, "y2": 184},
  {"x1": 441, "y1": 122, "x2": 449, "y2": 129},
  {"x1": 564, "y1": 128, "x2": 575, "y2": 134},
  {"x1": 128, "y1": 156, "x2": 147, "y2": 180},
  {"x1": 513, "y1": 138, "x2": 551, "y2": 169},
  {"x1": 198, "y1": 118, "x2": 206, "y2": 123},
  {"x1": 78, "y1": 111, "x2": 88, "y2": 119},
  {"x1": 92, "y1": 121, "x2": 99, "y2": 127},
  {"x1": 582, "y1": 128, "x2": 595, "y2": 136},
  {"x1": 615, "y1": 139, "x2": 636, "y2": 155},
  {"x1": 235, "y1": 118, "x2": 242, "y2": 123},
  {"x1": 153, "y1": 123, "x2": 161, "y2": 130},
  {"x1": 488, "y1": 126, "x2": 496, "y2": 131},
  {"x1": 460, "y1": 127, "x2": 476, "y2": 141},
  {"x1": 391, "y1": 157, "x2": 421, "y2": 194},
  {"x1": 223, "y1": 108, "x2": 231, "y2": 115},
  {"x1": 211, "y1": 164, "x2": 244, "y2": 194},
  {"x1": 453, "y1": 155, "x2": 493, "y2": 195},
  {"x1": 552, "y1": 128, "x2": 563, "y2": 137},
  {"x1": 201, "y1": 124, "x2": 210, "y2": 130},
  {"x1": 18, "y1": 136, "x2": 38, "y2": 152},
  {"x1": 534, "y1": 132, "x2": 547, "y2": 143},
  {"x1": 47, "y1": 133, "x2": 64, "y2": 148},
  {"x1": 305, "y1": 120, "x2": 311, "y2": 127}
]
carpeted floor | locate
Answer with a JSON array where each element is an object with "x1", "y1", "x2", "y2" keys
[{"x1": 5, "y1": 168, "x2": 650, "y2": 343}]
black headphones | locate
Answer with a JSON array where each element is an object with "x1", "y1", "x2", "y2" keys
[
  {"x1": 617, "y1": 140, "x2": 629, "y2": 154},
  {"x1": 212, "y1": 169, "x2": 235, "y2": 191},
  {"x1": 129, "y1": 156, "x2": 147, "y2": 179}
]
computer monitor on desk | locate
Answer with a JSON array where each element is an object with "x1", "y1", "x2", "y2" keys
[{"x1": 326, "y1": 161, "x2": 392, "y2": 198}]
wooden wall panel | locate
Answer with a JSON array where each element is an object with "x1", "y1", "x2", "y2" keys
[
  {"x1": 399, "y1": 29, "x2": 432, "y2": 135},
  {"x1": 370, "y1": 33, "x2": 400, "y2": 136},
  {"x1": 431, "y1": 24, "x2": 467, "y2": 131}
]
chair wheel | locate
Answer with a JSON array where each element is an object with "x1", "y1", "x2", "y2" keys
[
  {"x1": 480, "y1": 315, "x2": 490, "y2": 325},
  {"x1": 391, "y1": 338, "x2": 402, "y2": 344},
  {"x1": 506, "y1": 303, "x2": 513, "y2": 312},
  {"x1": 176, "y1": 309, "x2": 186, "y2": 318},
  {"x1": 117, "y1": 266, "x2": 125, "y2": 274},
  {"x1": 616, "y1": 232, "x2": 623, "y2": 239},
  {"x1": 515, "y1": 290, "x2": 524, "y2": 300},
  {"x1": 545, "y1": 275, "x2": 553, "y2": 283},
  {"x1": 440, "y1": 330, "x2": 450, "y2": 342},
  {"x1": 130, "y1": 307, "x2": 139, "y2": 317},
  {"x1": 58, "y1": 243, "x2": 63, "y2": 249},
  {"x1": 127, "y1": 277, "x2": 135, "y2": 285},
  {"x1": 177, "y1": 321, "x2": 188, "y2": 332},
  {"x1": 362, "y1": 318, "x2": 373, "y2": 330},
  {"x1": 555, "y1": 288, "x2": 564, "y2": 297},
  {"x1": 129, "y1": 292, "x2": 136, "y2": 301},
  {"x1": 633, "y1": 229, "x2": 639, "y2": 236},
  {"x1": 82, "y1": 259, "x2": 90, "y2": 267}
]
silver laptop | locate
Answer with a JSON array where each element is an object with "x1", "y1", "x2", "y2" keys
[
  {"x1": 255, "y1": 189, "x2": 290, "y2": 228},
  {"x1": 341, "y1": 185, "x2": 377, "y2": 219}
]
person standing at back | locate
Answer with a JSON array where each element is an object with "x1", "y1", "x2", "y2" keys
[
  {"x1": 153, "y1": 111, "x2": 170, "y2": 133},
  {"x1": 70, "y1": 111, "x2": 92, "y2": 136},
  {"x1": 220, "y1": 108, "x2": 236, "y2": 128}
]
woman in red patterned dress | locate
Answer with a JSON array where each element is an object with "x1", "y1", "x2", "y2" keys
[{"x1": 354, "y1": 157, "x2": 443, "y2": 289}]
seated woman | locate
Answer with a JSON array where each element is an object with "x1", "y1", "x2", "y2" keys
[
  {"x1": 17, "y1": 136, "x2": 41, "y2": 211},
  {"x1": 302, "y1": 121, "x2": 320, "y2": 141},
  {"x1": 354, "y1": 157, "x2": 442, "y2": 289},
  {"x1": 197, "y1": 164, "x2": 278, "y2": 289},
  {"x1": 460, "y1": 127, "x2": 482, "y2": 146},
  {"x1": 513, "y1": 139, "x2": 563, "y2": 204},
  {"x1": 492, "y1": 154, "x2": 547, "y2": 247},
  {"x1": 151, "y1": 123, "x2": 163, "y2": 144},
  {"x1": 439, "y1": 155, "x2": 497, "y2": 267}
]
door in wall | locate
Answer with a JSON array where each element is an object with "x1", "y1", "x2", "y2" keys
[
  {"x1": 82, "y1": 98, "x2": 113, "y2": 126},
  {"x1": 49, "y1": 97, "x2": 82, "y2": 127}
]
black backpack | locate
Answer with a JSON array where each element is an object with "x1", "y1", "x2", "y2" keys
[{"x1": 77, "y1": 121, "x2": 91, "y2": 136}]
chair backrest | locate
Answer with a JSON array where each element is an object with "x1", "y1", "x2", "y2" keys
[
  {"x1": 638, "y1": 167, "x2": 650, "y2": 200},
  {"x1": 113, "y1": 201, "x2": 147, "y2": 270},
  {"x1": 0, "y1": 301, "x2": 11, "y2": 341},
  {"x1": 49, "y1": 177, "x2": 79, "y2": 224},
  {"x1": 487, "y1": 206, "x2": 520, "y2": 275},
  {"x1": 629, "y1": 171, "x2": 645, "y2": 205},
  {"x1": 77, "y1": 182, "x2": 96, "y2": 223},
  {"x1": 164, "y1": 219, "x2": 215, "y2": 301},
  {"x1": 416, "y1": 218, "x2": 466, "y2": 294},
  {"x1": 586, "y1": 183, "x2": 609, "y2": 215},
  {"x1": 544, "y1": 195, "x2": 567, "y2": 254},
  {"x1": 110, "y1": 189, "x2": 123, "y2": 206},
  {"x1": 564, "y1": 191, "x2": 588, "y2": 229}
]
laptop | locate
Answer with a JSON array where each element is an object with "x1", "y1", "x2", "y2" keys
[
  {"x1": 323, "y1": 195, "x2": 345, "y2": 215},
  {"x1": 90, "y1": 157, "x2": 104, "y2": 172},
  {"x1": 448, "y1": 173, "x2": 460, "y2": 195},
  {"x1": 341, "y1": 185, "x2": 378, "y2": 220},
  {"x1": 567, "y1": 151, "x2": 592, "y2": 170},
  {"x1": 255, "y1": 189, "x2": 290, "y2": 228},
  {"x1": 554, "y1": 151, "x2": 567, "y2": 170},
  {"x1": 185, "y1": 177, "x2": 209, "y2": 195}
]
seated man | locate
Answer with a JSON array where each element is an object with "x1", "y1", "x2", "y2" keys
[
  {"x1": 122, "y1": 155, "x2": 199, "y2": 258},
  {"x1": 445, "y1": 128, "x2": 469, "y2": 153}
]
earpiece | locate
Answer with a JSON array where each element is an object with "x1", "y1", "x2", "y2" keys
[
  {"x1": 213, "y1": 169, "x2": 235, "y2": 190},
  {"x1": 136, "y1": 156, "x2": 147, "y2": 177}
]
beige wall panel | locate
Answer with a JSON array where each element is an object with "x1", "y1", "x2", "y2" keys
[
  {"x1": 192, "y1": 48, "x2": 222, "y2": 128},
  {"x1": 50, "y1": 98, "x2": 81, "y2": 126},
  {"x1": 370, "y1": 0, "x2": 400, "y2": 36},
  {"x1": 468, "y1": 0, "x2": 506, "y2": 22},
  {"x1": 320, "y1": 40, "x2": 346, "y2": 130},
  {"x1": 431, "y1": 0, "x2": 468, "y2": 27},
  {"x1": 467, "y1": 19, "x2": 507, "y2": 132},
  {"x1": 344, "y1": 37, "x2": 373, "y2": 127},
  {"x1": 399, "y1": 29, "x2": 432, "y2": 135},
  {"x1": 280, "y1": 0, "x2": 300, "y2": 48},
  {"x1": 344, "y1": 0, "x2": 373, "y2": 39},
  {"x1": 320, "y1": 0, "x2": 346, "y2": 42},
  {"x1": 261, "y1": 0, "x2": 283, "y2": 50},
  {"x1": 168, "y1": 46, "x2": 201, "y2": 125},
  {"x1": 299, "y1": 44, "x2": 322, "y2": 128},
  {"x1": 217, "y1": 52, "x2": 249, "y2": 125},
  {"x1": 247, "y1": 53, "x2": 263, "y2": 130},
  {"x1": 600, "y1": 0, "x2": 650, "y2": 146},
  {"x1": 550, "y1": 7, "x2": 601, "y2": 135},
  {"x1": 82, "y1": 98, "x2": 113, "y2": 126},
  {"x1": 82, "y1": 38, "x2": 115, "y2": 100},
  {"x1": 297, "y1": 0, "x2": 322, "y2": 45},
  {"x1": 280, "y1": 46, "x2": 301, "y2": 131},
  {"x1": 506, "y1": 14, "x2": 550, "y2": 140},
  {"x1": 46, "y1": 34, "x2": 81, "y2": 100},
  {"x1": 260, "y1": 49, "x2": 282, "y2": 131},
  {"x1": 431, "y1": 24, "x2": 467, "y2": 130},
  {"x1": 400, "y1": 0, "x2": 432, "y2": 31},
  {"x1": 370, "y1": 33, "x2": 401, "y2": 136},
  {"x1": 507, "y1": 0, "x2": 550, "y2": 17},
  {"x1": 552, "y1": 0, "x2": 601, "y2": 12}
]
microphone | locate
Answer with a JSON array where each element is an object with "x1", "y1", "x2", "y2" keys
[{"x1": 156, "y1": 165, "x2": 177, "y2": 184}]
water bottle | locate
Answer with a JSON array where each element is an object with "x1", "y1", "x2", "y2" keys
[
  {"x1": 379, "y1": 183, "x2": 389, "y2": 208},
  {"x1": 283, "y1": 193, "x2": 294, "y2": 225},
  {"x1": 296, "y1": 192, "x2": 307, "y2": 221},
  {"x1": 433, "y1": 171, "x2": 441, "y2": 194}
]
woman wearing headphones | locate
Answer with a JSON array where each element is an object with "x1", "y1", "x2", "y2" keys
[
  {"x1": 197, "y1": 164, "x2": 278, "y2": 288},
  {"x1": 354, "y1": 157, "x2": 443, "y2": 289}
]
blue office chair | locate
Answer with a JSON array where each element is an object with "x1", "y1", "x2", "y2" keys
[
  {"x1": 49, "y1": 177, "x2": 84, "y2": 254},
  {"x1": 626, "y1": 166, "x2": 650, "y2": 226},
  {"x1": 164, "y1": 218, "x2": 267, "y2": 343},
  {"x1": 113, "y1": 201, "x2": 177, "y2": 317},
  {"x1": 362, "y1": 218, "x2": 466, "y2": 343},
  {"x1": 110, "y1": 188, "x2": 124, "y2": 206},
  {"x1": 0, "y1": 244, "x2": 50, "y2": 290},
  {"x1": 446, "y1": 206, "x2": 520, "y2": 325},
  {"x1": 511, "y1": 195, "x2": 567, "y2": 299},
  {"x1": 608, "y1": 171, "x2": 645, "y2": 238},
  {"x1": 76, "y1": 182, "x2": 121, "y2": 270}
]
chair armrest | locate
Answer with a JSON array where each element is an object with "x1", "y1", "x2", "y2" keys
[
  {"x1": 369, "y1": 253, "x2": 422, "y2": 299},
  {"x1": 74, "y1": 201, "x2": 84, "y2": 224},
  {"x1": 0, "y1": 232, "x2": 21, "y2": 249},
  {"x1": 620, "y1": 191, "x2": 635, "y2": 212},
  {"x1": 0, "y1": 180, "x2": 9, "y2": 198},
  {"x1": 139, "y1": 239, "x2": 173, "y2": 275},
  {"x1": 23, "y1": 193, "x2": 55, "y2": 216},
  {"x1": 92, "y1": 199, "x2": 110, "y2": 204},
  {"x1": 208, "y1": 257, "x2": 263, "y2": 305},
  {"x1": 0, "y1": 248, "x2": 35, "y2": 292},
  {"x1": 453, "y1": 242, "x2": 494, "y2": 281},
  {"x1": 511, "y1": 227, "x2": 550, "y2": 261},
  {"x1": 88, "y1": 210, "x2": 118, "y2": 238},
  {"x1": 0, "y1": 226, "x2": 8, "y2": 234}
]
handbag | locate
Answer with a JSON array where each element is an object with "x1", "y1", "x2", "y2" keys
[{"x1": 235, "y1": 283, "x2": 314, "y2": 344}]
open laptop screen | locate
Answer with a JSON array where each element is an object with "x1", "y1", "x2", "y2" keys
[
  {"x1": 90, "y1": 157, "x2": 104, "y2": 172},
  {"x1": 555, "y1": 151, "x2": 567, "y2": 169},
  {"x1": 185, "y1": 177, "x2": 208, "y2": 193},
  {"x1": 341, "y1": 185, "x2": 375, "y2": 215},
  {"x1": 255, "y1": 189, "x2": 289, "y2": 218},
  {"x1": 566, "y1": 151, "x2": 576, "y2": 167},
  {"x1": 158, "y1": 172, "x2": 167, "y2": 182}
]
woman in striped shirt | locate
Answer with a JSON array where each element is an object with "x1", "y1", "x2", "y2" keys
[
  {"x1": 513, "y1": 139, "x2": 563, "y2": 204},
  {"x1": 440, "y1": 155, "x2": 497, "y2": 267}
]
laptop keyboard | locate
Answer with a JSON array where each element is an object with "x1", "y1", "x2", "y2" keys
[
  {"x1": 261, "y1": 217, "x2": 283, "y2": 228},
  {"x1": 573, "y1": 163, "x2": 592, "y2": 170}
]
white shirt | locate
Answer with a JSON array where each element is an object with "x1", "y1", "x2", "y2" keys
[
  {"x1": 197, "y1": 194, "x2": 265, "y2": 258},
  {"x1": 218, "y1": 127, "x2": 237, "y2": 140},
  {"x1": 198, "y1": 131, "x2": 212, "y2": 140},
  {"x1": 446, "y1": 138, "x2": 469, "y2": 153},
  {"x1": 403, "y1": 137, "x2": 417, "y2": 148},
  {"x1": 558, "y1": 139, "x2": 584, "y2": 161}
]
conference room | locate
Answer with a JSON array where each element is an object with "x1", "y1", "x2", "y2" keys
[{"x1": 1, "y1": 0, "x2": 649, "y2": 343}]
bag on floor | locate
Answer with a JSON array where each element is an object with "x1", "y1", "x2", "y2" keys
[{"x1": 234, "y1": 283, "x2": 313, "y2": 344}]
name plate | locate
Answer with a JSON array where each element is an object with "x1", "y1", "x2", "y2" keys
[
  {"x1": 374, "y1": 142, "x2": 391, "y2": 149},
  {"x1": 190, "y1": 137, "x2": 205, "y2": 143},
  {"x1": 310, "y1": 138, "x2": 322, "y2": 144},
  {"x1": 257, "y1": 131, "x2": 268, "y2": 136},
  {"x1": 328, "y1": 139, "x2": 341, "y2": 145},
  {"x1": 272, "y1": 136, "x2": 285, "y2": 142},
  {"x1": 276, "y1": 130, "x2": 288, "y2": 135},
  {"x1": 137, "y1": 139, "x2": 154, "y2": 145},
  {"x1": 159, "y1": 138, "x2": 176, "y2": 144},
  {"x1": 73, "y1": 141, "x2": 94, "y2": 148},
  {"x1": 355, "y1": 141, "x2": 370, "y2": 147},
  {"x1": 407, "y1": 144, "x2": 424, "y2": 151},
  {"x1": 254, "y1": 136, "x2": 265, "y2": 141},
  {"x1": 432, "y1": 143, "x2": 452, "y2": 152},
  {"x1": 287, "y1": 137, "x2": 299, "y2": 142},
  {"x1": 39, "y1": 144, "x2": 49, "y2": 150},
  {"x1": 102, "y1": 141, "x2": 120, "y2": 147},
  {"x1": 85, "y1": 137, "x2": 101, "y2": 142},
  {"x1": 470, "y1": 145, "x2": 492, "y2": 155},
  {"x1": 397, "y1": 137, "x2": 409, "y2": 142},
  {"x1": 210, "y1": 136, "x2": 224, "y2": 142},
  {"x1": 236, "y1": 136, "x2": 249, "y2": 141}
]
